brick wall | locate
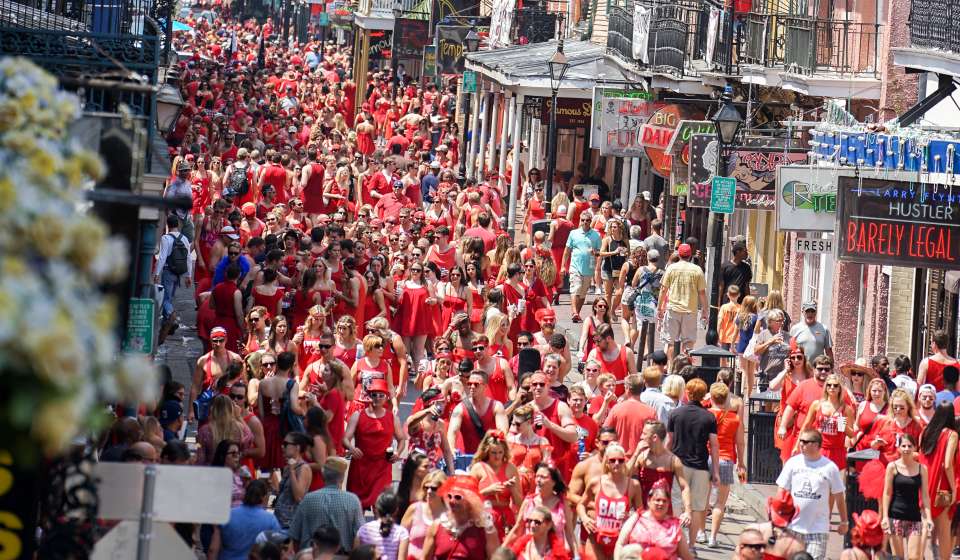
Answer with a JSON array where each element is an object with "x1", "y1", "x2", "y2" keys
[
  {"x1": 782, "y1": 232, "x2": 804, "y2": 322},
  {"x1": 830, "y1": 260, "x2": 863, "y2": 364},
  {"x1": 878, "y1": 0, "x2": 918, "y2": 120}
]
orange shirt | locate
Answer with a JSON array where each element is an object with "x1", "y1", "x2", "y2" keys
[
  {"x1": 717, "y1": 302, "x2": 740, "y2": 345},
  {"x1": 711, "y1": 408, "x2": 740, "y2": 462}
]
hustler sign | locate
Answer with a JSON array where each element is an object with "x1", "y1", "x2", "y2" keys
[{"x1": 836, "y1": 177, "x2": 960, "y2": 269}]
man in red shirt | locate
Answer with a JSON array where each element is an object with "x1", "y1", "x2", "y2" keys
[
  {"x1": 446, "y1": 369, "x2": 508, "y2": 454},
  {"x1": 587, "y1": 323, "x2": 638, "y2": 396},
  {"x1": 463, "y1": 211, "x2": 497, "y2": 252},
  {"x1": 257, "y1": 151, "x2": 289, "y2": 204},
  {"x1": 603, "y1": 374, "x2": 657, "y2": 454},
  {"x1": 569, "y1": 385, "x2": 598, "y2": 457},
  {"x1": 373, "y1": 180, "x2": 412, "y2": 221},
  {"x1": 777, "y1": 356, "x2": 851, "y2": 460},
  {"x1": 363, "y1": 155, "x2": 396, "y2": 206},
  {"x1": 530, "y1": 372, "x2": 579, "y2": 479}
]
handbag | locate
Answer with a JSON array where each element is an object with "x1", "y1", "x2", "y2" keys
[
  {"x1": 281, "y1": 378, "x2": 305, "y2": 436},
  {"x1": 742, "y1": 334, "x2": 760, "y2": 364},
  {"x1": 192, "y1": 388, "x2": 216, "y2": 423},
  {"x1": 935, "y1": 490, "x2": 953, "y2": 508}
]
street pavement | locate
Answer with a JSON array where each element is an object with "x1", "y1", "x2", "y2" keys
[{"x1": 156, "y1": 278, "x2": 764, "y2": 558}]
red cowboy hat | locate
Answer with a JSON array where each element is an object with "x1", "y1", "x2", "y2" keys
[
  {"x1": 768, "y1": 488, "x2": 797, "y2": 528},
  {"x1": 852, "y1": 510, "x2": 884, "y2": 548},
  {"x1": 437, "y1": 475, "x2": 483, "y2": 505}
]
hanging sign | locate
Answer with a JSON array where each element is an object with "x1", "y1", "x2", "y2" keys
[
  {"x1": 589, "y1": 88, "x2": 657, "y2": 157},
  {"x1": 794, "y1": 235, "x2": 834, "y2": 254},
  {"x1": 688, "y1": 143, "x2": 806, "y2": 211},
  {"x1": 541, "y1": 97, "x2": 593, "y2": 129},
  {"x1": 488, "y1": 0, "x2": 515, "y2": 48},
  {"x1": 640, "y1": 104, "x2": 701, "y2": 178},
  {"x1": 423, "y1": 45, "x2": 437, "y2": 77},
  {"x1": 836, "y1": 177, "x2": 960, "y2": 269},
  {"x1": 123, "y1": 297, "x2": 155, "y2": 354},
  {"x1": 776, "y1": 165, "x2": 843, "y2": 231},
  {"x1": 393, "y1": 18, "x2": 430, "y2": 59},
  {"x1": 436, "y1": 25, "x2": 470, "y2": 74},
  {"x1": 369, "y1": 30, "x2": 393, "y2": 60}
]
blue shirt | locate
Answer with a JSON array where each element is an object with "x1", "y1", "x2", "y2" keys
[
  {"x1": 566, "y1": 227, "x2": 602, "y2": 275},
  {"x1": 935, "y1": 389, "x2": 960, "y2": 407},
  {"x1": 212, "y1": 255, "x2": 251, "y2": 286},
  {"x1": 219, "y1": 505, "x2": 281, "y2": 560},
  {"x1": 421, "y1": 173, "x2": 439, "y2": 203}
]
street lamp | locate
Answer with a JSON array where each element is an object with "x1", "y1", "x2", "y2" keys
[
  {"x1": 705, "y1": 84, "x2": 743, "y2": 341},
  {"x1": 155, "y1": 83, "x2": 185, "y2": 135},
  {"x1": 392, "y1": 1, "x2": 403, "y2": 98},
  {"x1": 458, "y1": 29, "x2": 481, "y2": 184},
  {"x1": 544, "y1": 40, "x2": 569, "y2": 214}
]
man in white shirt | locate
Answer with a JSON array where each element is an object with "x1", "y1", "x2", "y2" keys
[
  {"x1": 154, "y1": 214, "x2": 194, "y2": 323},
  {"x1": 775, "y1": 429, "x2": 847, "y2": 560}
]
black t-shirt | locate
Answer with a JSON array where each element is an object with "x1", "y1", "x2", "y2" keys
[
  {"x1": 720, "y1": 260, "x2": 753, "y2": 301},
  {"x1": 667, "y1": 402, "x2": 717, "y2": 470}
]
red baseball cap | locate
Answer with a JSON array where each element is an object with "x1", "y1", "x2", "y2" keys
[
  {"x1": 768, "y1": 488, "x2": 797, "y2": 528},
  {"x1": 677, "y1": 243, "x2": 693, "y2": 258}
]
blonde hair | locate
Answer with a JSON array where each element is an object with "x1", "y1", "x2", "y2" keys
[
  {"x1": 709, "y1": 382, "x2": 729, "y2": 405},
  {"x1": 889, "y1": 388, "x2": 918, "y2": 420},
  {"x1": 765, "y1": 290, "x2": 786, "y2": 312},
  {"x1": 551, "y1": 191, "x2": 570, "y2": 212},
  {"x1": 484, "y1": 313, "x2": 510, "y2": 345},
  {"x1": 362, "y1": 334, "x2": 384, "y2": 353},
  {"x1": 209, "y1": 394, "x2": 244, "y2": 450},
  {"x1": 662, "y1": 374, "x2": 686, "y2": 400},
  {"x1": 736, "y1": 296, "x2": 759, "y2": 327}
]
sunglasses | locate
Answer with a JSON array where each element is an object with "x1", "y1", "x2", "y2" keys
[
  {"x1": 525, "y1": 519, "x2": 544, "y2": 526},
  {"x1": 607, "y1": 458, "x2": 626, "y2": 464},
  {"x1": 369, "y1": 392, "x2": 388, "y2": 399},
  {"x1": 531, "y1": 382, "x2": 546, "y2": 388},
  {"x1": 424, "y1": 485, "x2": 440, "y2": 492},
  {"x1": 852, "y1": 371, "x2": 865, "y2": 377},
  {"x1": 472, "y1": 346, "x2": 486, "y2": 352},
  {"x1": 789, "y1": 355, "x2": 804, "y2": 360},
  {"x1": 466, "y1": 381, "x2": 483, "y2": 387},
  {"x1": 318, "y1": 343, "x2": 333, "y2": 350},
  {"x1": 211, "y1": 337, "x2": 226, "y2": 343},
  {"x1": 741, "y1": 543, "x2": 765, "y2": 551},
  {"x1": 230, "y1": 393, "x2": 246, "y2": 401},
  {"x1": 825, "y1": 384, "x2": 840, "y2": 389},
  {"x1": 373, "y1": 343, "x2": 384, "y2": 349},
  {"x1": 816, "y1": 367, "x2": 832, "y2": 372}
]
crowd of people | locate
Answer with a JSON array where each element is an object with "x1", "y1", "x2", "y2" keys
[{"x1": 93, "y1": 4, "x2": 960, "y2": 560}]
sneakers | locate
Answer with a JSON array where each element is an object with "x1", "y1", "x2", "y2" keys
[
  {"x1": 572, "y1": 314, "x2": 582, "y2": 323},
  {"x1": 706, "y1": 535, "x2": 717, "y2": 548},
  {"x1": 696, "y1": 530, "x2": 707, "y2": 544}
]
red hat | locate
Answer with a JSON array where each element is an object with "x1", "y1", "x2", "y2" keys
[
  {"x1": 588, "y1": 193, "x2": 601, "y2": 201},
  {"x1": 437, "y1": 475, "x2": 483, "y2": 505},
  {"x1": 677, "y1": 243, "x2": 693, "y2": 258},
  {"x1": 241, "y1": 202, "x2": 256, "y2": 216},
  {"x1": 788, "y1": 337, "x2": 803, "y2": 356},
  {"x1": 209, "y1": 326, "x2": 228, "y2": 339},
  {"x1": 852, "y1": 510, "x2": 884, "y2": 548},
  {"x1": 367, "y1": 378, "x2": 389, "y2": 394},
  {"x1": 767, "y1": 488, "x2": 797, "y2": 528},
  {"x1": 535, "y1": 308, "x2": 557, "y2": 323}
]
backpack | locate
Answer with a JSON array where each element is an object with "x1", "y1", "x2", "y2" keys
[
  {"x1": 227, "y1": 164, "x2": 250, "y2": 197},
  {"x1": 165, "y1": 233, "x2": 189, "y2": 276}
]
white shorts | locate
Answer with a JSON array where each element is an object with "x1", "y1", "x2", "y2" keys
[
  {"x1": 569, "y1": 269, "x2": 592, "y2": 297},
  {"x1": 661, "y1": 309, "x2": 697, "y2": 344}
]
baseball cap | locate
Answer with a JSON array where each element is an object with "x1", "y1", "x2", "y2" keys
[
  {"x1": 158, "y1": 400, "x2": 183, "y2": 427},
  {"x1": 367, "y1": 378, "x2": 389, "y2": 394},
  {"x1": 802, "y1": 300, "x2": 818, "y2": 312},
  {"x1": 430, "y1": 160, "x2": 441, "y2": 169},
  {"x1": 732, "y1": 241, "x2": 748, "y2": 253},
  {"x1": 220, "y1": 225, "x2": 240, "y2": 240},
  {"x1": 588, "y1": 193, "x2": 601, "y2": 201},
  {"x1": 768, "y1": 488, "x2": 797, "y2": 528},
  {"x1": 648, "y1": 350, "x2": 668, "y2": 365},
  {"x1": 677, "y1": 243, "x2": 692, "y2": 258}
]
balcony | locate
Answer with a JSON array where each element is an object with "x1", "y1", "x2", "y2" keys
[
  {"x1": 607, "y1": 0, "x2": 732, "y2": 78},
  {"x1": 892, "y1": 0, "x2": 960, "y2": 78}
]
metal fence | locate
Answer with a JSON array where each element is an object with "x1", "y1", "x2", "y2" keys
[
  {"x1": 1, "y1": 0, "x2": 158, "y2": 35},
  {"x1": 910, "y1": 0, "x2": 960, "y2": 52}
]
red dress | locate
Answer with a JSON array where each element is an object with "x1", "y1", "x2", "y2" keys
[
  {"x1": 502, "y1": 282, "x2": 525, "y2": 341},
  {"x1": 393, "y1": 283, "x2": 434, "y2": 337},
  {"x1": 811, "y1": 406, "x2": 849, "y2": 469},
  {"x1": 469, "y1": 285, "x2": 485, "y2": 324},
  {"x1": 212, "y1": 280, "x2": 243, "y2": 353},
  {"x1": 333, "y1": 342, "x2": 358, "y2": 370},
  {"x1": 290, "y1": 288, "x2": 319, "y2": 331},
  {"x1": 298, "y1": 332, "x2": 323, "y2": 374},
  {"x1": 252, "y1": 286, "x2": 286, "y2": 320},
  {"x1": 537, "y1": 399, "x2": 575, "y2": 480},
  {"x1": 920, "y1": 429, "x2": 958, "y2": 518},
  {"x1": 433, "y1": 525, "x2": 487, "y2": 560},
  {"x1": 346, "y1": 407, "x2": 395, "y2": 509},
  {"x1": 853, "y1": 402, "x2": 887, "y2": 452},
  {"x1": 509, "y1": 440, "x2": 551, "y2": 497},
  {"x1": 526, "y1": 197, "x2": 546, "y2": 233},
  {"x1": 485, "y1": 359, "x2": 509, "y2": 403},
  {"x1": 257, "y1": 392, "x2": 285, "y2": 471},
  {"x1": 775, "y1": 375, "x2": 800, "y2": 461},
  {"x1": 477, "y1": 462, "x2": 516, "y2": 537},
  {"x1": 357, "y1": 131, "x2": 375, "y2": 155},
  {"x1": 354, "y1": 357, "x2": 390, "y2": 407},
  {"x1": 440, "y1": 291, "x2": 468, "y2": 334},
  {"x1": 520, "y1": 278, "x2": 549, "y2": 333},
  {"x1": 302, "y1": 163, "x2": 326, "y2": 214}
]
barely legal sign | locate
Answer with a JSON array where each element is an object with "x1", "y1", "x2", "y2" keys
[{"x1": 836, "y1": 177, "x2": 960, "y2": 269}]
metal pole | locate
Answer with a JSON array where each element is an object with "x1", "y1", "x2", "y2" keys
[
  {"x1": 458, "y1": 84, "x2": 471, "y2": 183},
  {"x1": 497, "y1": 95, "x2": 513, "y2": 195},
  {"x1": 136, "y1": 464, "x2": 158, "y2": 560},
  {"x1": 467, "y1": 91, "x2": 481, "y2": 180},
  {"x1": 725, "y1": 0, "x2": 736, "y2": 74},
  {"x1": 392, "y1": 19, "x2": 401, "y2": 98},
  {"x1": 706, "y1": 143, "x2": 726, "y2": 342},
  {"x1": 508, "y1": 95, "x2": 524, "y2": 237},
  {"x1": 544, "y1": 88, "x2": 558, "y2": 215}
]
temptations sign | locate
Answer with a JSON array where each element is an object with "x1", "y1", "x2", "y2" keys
[{"x1": 836, "y1": 177, "x2": 960, "y2": 269}]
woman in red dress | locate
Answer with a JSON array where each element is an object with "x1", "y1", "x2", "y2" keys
[
  {"x1": 344, "y1": 378, "x2": 407, "y2": 509},
  {"x1": 333, "y1": 315, "x2": 360, "y2": 371},
  {"x1": 919, "y1": 404, "x2": 959, "y2": 560},
  {"x1": 519, "y1": 258, "x2": 550, "y2": 334},
  {"x1": 251, "y1": 268, "x2": 285, "y2": 320},
  {"x1": 506, "y1": 405, "x2": 552, "y2": 497},
  {"x1": 293, "y1": 305, "x2": 327, "y2": 375},
  {"x1": 351, "y1": 333, "x2": 395, "y2": 406},
  {"x1": 501, "y1": 263, "x2": 526, "y2": 342},
  {"x1": 393, "y1": 262, "x2": 437, "y2": 369},
  {"x1": 469, "y1": 431, "x2": 522, "y2": 539},
  {"x1": 211, "y1": 264, "x2": 245, "y2": 354},
  {"x1": 302, "y1": 155, "x2": 327, "y2": 217},
  {"x1": 769, "y1": 343, "x2": 813, "y2": 462},
  {"x1": 465, "y1": 261, "x2": 486, "y2": 333},
  {"x1": 523, "y1": 185, "x2": 546, "y2": 243},
  {"x1": 853, "y1": 377, "x2": 889, "y2": 451},
  {"x1": 873, "y1": 389, "x2": 923, "y2": 464},
  {"x1": 437, "y1": 266, "x2": 471, "y2": 334},
  {"x1": 796, "y1": 374, "x2": 856, "y2": 469},
  {"x1": 422, "y1": 475, "x2": 499, "y2": 560}
]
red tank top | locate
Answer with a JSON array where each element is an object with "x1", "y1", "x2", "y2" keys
[
  {"x1": 428, "y1": 245, "x2": 458, "y2": 273},
  {"x1": 252, "y1": 287, "x2": 285, "y2": 319},
  {"x1": 458, "y1": 399, "x2": 497, "y2": 454},
  {"x1": 333, "y1": 342, "x2": 358, "y2": 369},
  {"x1": 595, "y1": 345, "x2": 629, "y2": 396},
  {"x1": 925, "y1": 358, "x2": 960, "y2": 392},
  {"x1": 595, "y1": 485, "x2": 630, "y2": 544},
  {"x1": 302, "y1": 163, "x2": 325, "y2": 207}
]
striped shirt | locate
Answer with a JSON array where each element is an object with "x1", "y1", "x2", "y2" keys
[{"x1": 357, "y1": 521, "x2": 409, "y2": 560}]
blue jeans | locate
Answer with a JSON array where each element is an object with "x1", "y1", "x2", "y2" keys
[{"x1": 160, "y1": 268, "x2": 180, "y2": 320}]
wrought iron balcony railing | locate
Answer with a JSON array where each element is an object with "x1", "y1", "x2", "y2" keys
[
  {"x1": 607, "y1": 0, "x2": 733, "y2": 77},
  {"x1": 357, "y1": 0, "x2": 420, "y2": 17},
  {"x1": 741, "y1": 13, "x2": 880, "y2": 76},
  {"x1": 909, "y1": 0, "x2": 960, "y2": 52}
]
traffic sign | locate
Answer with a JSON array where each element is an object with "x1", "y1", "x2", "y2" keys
[
  {"x1": 92, "y1": 520, "x2": 194, "y2": 560},
  {"x1": 96, "y1": 463, "x2": 232, "y2": 524},
  {"x1": 462, "y1": 70, "x2": 477, "y2": 93},
  {"x1": 710, "y1": 176, "x2": 736, "y2": 214}
]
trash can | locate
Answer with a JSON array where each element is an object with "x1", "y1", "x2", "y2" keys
[
  {"x1": 845, "y1": 448, "x2": 880, "y2": 548},
  {"x1": 747, "y1": 390, "x2": 782, "y2": 484},
  {"x1": 689, "y1": 344, "x2": 737, "y2": 388}
]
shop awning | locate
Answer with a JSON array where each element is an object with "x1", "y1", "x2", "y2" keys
[{"x1": 464, "y1": 40, "x2": 644, "y2": 96}]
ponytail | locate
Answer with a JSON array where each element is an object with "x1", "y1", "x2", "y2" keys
[{"x1": 374, "y1": 491, "x2": 399, "y2": 538}]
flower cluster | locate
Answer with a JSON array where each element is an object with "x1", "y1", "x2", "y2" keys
[{"x1": 0, "y1": 57, "x2": 157, "y2": 458}]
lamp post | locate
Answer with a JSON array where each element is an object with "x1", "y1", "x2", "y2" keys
[
  {"x1": 458, "y1": 29, "x2": 480, "y2": 184},
  {"x1": 392, "y1": 2, "x2": 403, "y2": 99},
  {"x1": 706, "y1": 84, "x2": 743, "y2": 340},
  {"x1": 155, "y1": 83, "x2": 185, "y2": 136},
  {"x1": 544, "y1": 39, "x2": 569, "y2": 214}
]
